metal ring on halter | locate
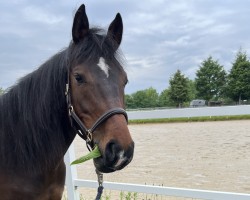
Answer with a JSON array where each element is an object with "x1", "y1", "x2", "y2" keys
[
  {"x1": 68, "y1": 105, "x2": 74, "y2": 116},
  {"x1": 86, "y1": 130, "x2": 93, "y2": 143}
]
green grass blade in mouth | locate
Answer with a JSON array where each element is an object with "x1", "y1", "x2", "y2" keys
[{"x1": 71, "y1": 145, "x2": 101, "y2": 165}]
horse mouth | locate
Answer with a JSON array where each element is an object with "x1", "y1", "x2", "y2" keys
[
  {"x1": 93, "y1": 142, "x2": 134, "y2": 173},
  {"x1": 93, "y1": 155, "x2": 133, "y2": 173}
]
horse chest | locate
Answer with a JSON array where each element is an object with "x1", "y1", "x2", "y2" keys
[{"x1": 0, "y1": 162, "x2": 66, "y2": 200}]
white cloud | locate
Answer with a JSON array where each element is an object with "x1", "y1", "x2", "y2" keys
[
  {"x1": 162, "y1": 35, "x2": 191, "y2": 48},
  {"x1": 22, "y1": 6, "x2": 64, "y2": 25}
]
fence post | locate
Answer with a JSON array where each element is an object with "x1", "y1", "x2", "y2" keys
[{"x1": 64, "y1": 143, "x2": 80, "y2": 200}]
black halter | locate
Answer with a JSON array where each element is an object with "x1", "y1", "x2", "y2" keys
[
  {"x1": 65, "y1": 71, "x2": 128, "y2": 200},
  {"x1": 65, "y1": 78, "x2": 128, "y2": 151}
]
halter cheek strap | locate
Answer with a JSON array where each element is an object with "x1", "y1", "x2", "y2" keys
[{"x1": 65, "y1": 83, "x2": 128, "y2": 151}]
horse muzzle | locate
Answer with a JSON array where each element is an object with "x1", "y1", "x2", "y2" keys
[{"x1": 94, "y1": 140, "x2": 134, "y2": 173}]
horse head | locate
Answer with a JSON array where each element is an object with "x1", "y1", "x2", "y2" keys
[{"x1": 68, "y1": 5, "x2": 134, "y2": 173}]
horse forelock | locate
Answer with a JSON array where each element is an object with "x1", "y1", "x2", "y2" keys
[{"x1": 68, "y1": 27, "x2": 124, "y2": 69}]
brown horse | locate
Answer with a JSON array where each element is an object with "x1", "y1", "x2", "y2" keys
[{"x1": 0, "y1": 4, "x2": 134, "y2": 200}]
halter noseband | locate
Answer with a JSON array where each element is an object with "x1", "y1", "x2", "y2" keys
[{"x1": 65, "y1": 82, "x2": 128, "y2": 151}]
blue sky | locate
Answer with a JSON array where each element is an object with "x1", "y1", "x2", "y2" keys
[{"x1": 0, "y1": 0, "x2": 250, "y2": 94}]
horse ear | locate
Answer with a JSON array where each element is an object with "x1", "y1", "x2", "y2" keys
[
  {"x1": 107, "y1": 13, "x2": 123, "y2": 48},
  {"x1": 72, "y1": 4, "x2": 89, "y2": 43}
]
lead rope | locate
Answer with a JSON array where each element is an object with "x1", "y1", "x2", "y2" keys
[{"x1": 95, "y1": 169, "x2": 104, "y2": 200}]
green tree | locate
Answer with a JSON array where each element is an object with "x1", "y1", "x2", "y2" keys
[
  {"x1": 187, "y1": 79, "x2": 197, "y2": 100},
  {"x1": 195, "y1": 56, "x2": 226, "y2": 101},
  {"x1": 168, "y1": 70, "x2": 190, "y2": 107},
  {"x1": 130, "y1": 87, "x2": 159, "y2": 108},
  {"x1": 226, "y1": 50, "x2": 250, "y2": 103},
  {"x1": 125, "y1": 94, "x2": 135, "y2": 109},
  {"x1": 144, "y1": 87, "x2": 158, "y2": 107},
  {"x1": 132, "y1": 90, "x2": 147, "y2": 108},
  {"x1": 158, "y1": 89, "x2": 170, "y2": 107}
]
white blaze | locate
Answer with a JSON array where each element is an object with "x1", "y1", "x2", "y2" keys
[{"x1": 97, "y1": 57, "x2": 109, "y2": 78}]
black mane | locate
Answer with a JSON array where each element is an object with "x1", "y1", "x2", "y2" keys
[
  {"x1": 0, "y1": 27, "x2": 119, "y2": 173},
  {"x1": 0, "y1": 50, "x2": 70, "y2": 173}
]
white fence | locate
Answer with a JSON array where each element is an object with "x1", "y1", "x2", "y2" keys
[
  {"x1": 65, "y1": 106, "x2": 250, "y2": 200},
  {"x1": 127, "y1": 105, "x2": 250, "y2": 120}
]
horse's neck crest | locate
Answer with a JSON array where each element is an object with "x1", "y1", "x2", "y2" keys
[{"x1": 97, "y1": 57, "x2": 110, "y2": 78}]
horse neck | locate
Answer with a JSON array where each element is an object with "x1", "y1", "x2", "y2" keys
[{"x1": 0, "y1": 51, "x2": 76, "y2": 174}]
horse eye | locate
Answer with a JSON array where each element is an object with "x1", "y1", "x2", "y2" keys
[
  {"x1": 74, "y1": 74, "x2": 84, "y2": 84},
  {"x1": 124, "y1": 79, "x2": 128, "y2": 86}
]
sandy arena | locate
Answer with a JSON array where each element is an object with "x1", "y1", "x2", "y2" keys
[{"x1": 69, "y1": 120, "x2": 250, "y2": 199}]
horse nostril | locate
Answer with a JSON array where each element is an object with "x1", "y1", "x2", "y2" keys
[{"x1": 105, "y1": 141, "x2": 120, "y2": 164}]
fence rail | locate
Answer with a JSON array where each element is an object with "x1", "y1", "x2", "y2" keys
[
  {"x1": 73, "y1": 179, "x2": 250, "y2": 200},
  {"x1": 127, "y1": 105, "x2": 250, "y2": 120}
]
